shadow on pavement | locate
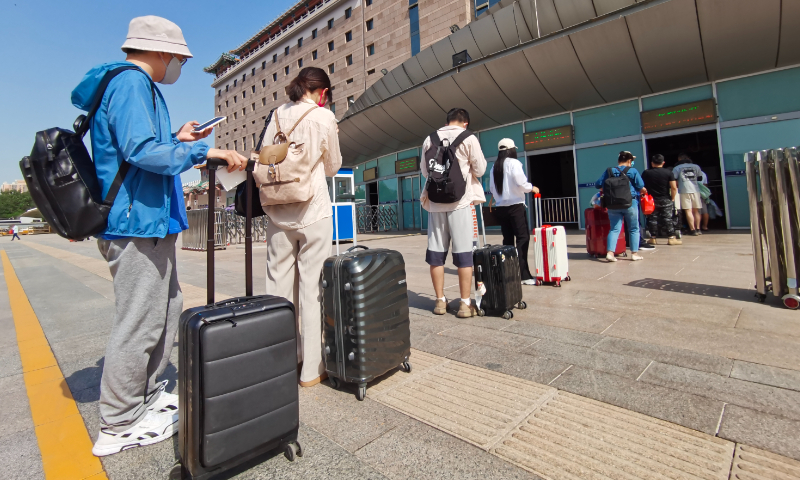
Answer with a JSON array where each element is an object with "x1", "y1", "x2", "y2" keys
[
  {"x1": 626, "y1": 278, "x2": 760, "y2": 302},
  {"x1": 67, "y1": 358, "x2": 178, "y2": 403}
]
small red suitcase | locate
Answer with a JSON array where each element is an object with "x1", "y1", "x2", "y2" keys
[{"x1": 585, "y1": 207, "x2": 626, "y2": 258}]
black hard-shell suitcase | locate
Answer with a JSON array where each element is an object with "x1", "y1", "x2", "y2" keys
[
  {"x1": 172, "y1": 159, "x2": 301, "y2": 480},
  {"x1": 321, "y1": 245, "x2": 412, "y2": 401},
  {"x1": 474, "y1": 206, "x2": 527, "y2": 319}
]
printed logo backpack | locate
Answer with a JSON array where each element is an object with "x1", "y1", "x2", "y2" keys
[
  {"x1": 254, "y1": 105, "x2": 321, "y2": 206},
  {"x1": 424, "y1": 129, "x2": 474, "y2": 204},
  {"x1": 18, "y1": 66, "x2": 154, "y2": 240},
  {"x1": 602, "y1": 166, "x2": 633, "y2": 210}
]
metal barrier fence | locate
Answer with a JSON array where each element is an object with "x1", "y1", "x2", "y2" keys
[
  {"x1": 536, "y1": 197, "x2": 579, "y2": 224},
  {"x1": 182, "y1": 209, "x2": 227, "y2": 251},
  {"x1": 356, "y1": 205, "x2": 398, "y2": 233},
  {"x1": 221, "y1": 210, "x2": 270, "y2": 245}
]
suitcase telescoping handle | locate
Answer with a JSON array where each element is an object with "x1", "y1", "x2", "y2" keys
[
  {"x1": 347, "y1": 245, "x2": 369, "y2": 252},
  {"x1": 205, "y1": 157, "x2": 257, "y2": 304},
  {"x1": 534, "y1": 193, "x2": 543, "y2": 229}
]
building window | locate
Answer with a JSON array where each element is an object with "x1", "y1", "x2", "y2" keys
[
  {"x1": 226, "y1": 143, "x2": 229, "y2": 149},
  {"x1": 409, "y1": 3, "x2": 420, "y2": 56},
  {"x1": 242, "y1": 73, "x2": 246, "y2": 81},
  {"x1": 252, "y1": 133, "x2": 256, "y2": 147},
  {"x1": 242, "y1": 91, "x2": 246, "y2": 98},
  {"x1": 345, "y1": 7, "x2": 352, "y2": 18},
  {"x1": 243, "y1": 137, "x2": 247, "y2": 150},
  {"x1": 328, "y1": 18, "x2": 334, "y2": 29},
  {"x1": 234, "y1": 79, "x2": 237, "y2": 87},
  {"x1": 298, "y1": 58, "x2": 303, "y2": 68},
  {"x1": 285, "y1": 66, "x2": 290, "y2": 75},
  {"x1": 226, "y1": 100, "x2": 229, "y2": 107},
  {"x1": 273, "y1": 92, "x2": 278, "y2": 100},
  {"x1": 346, "y1": 31, "x2": 353, "y2": 42},
  {"x1": 347, "y1": 95, "x2": 354, "y2": 105},
  {"x1": 367, "y1": 44, "x2": 375, "y2": 56},
  {"x1": 346, "y1": 54, "x2": 353, "y2": 66},
  {"x1": 328, "y1": 63, "x2": 335, "y2": 74},
  {"x1": 234, "y1": 140, "x2": 238, "y2": 150},
  {"x1": 262, "y1": 98, "x2": 266, "y2": 106},
  {"x1": 251, "y1": 67, "x2": 256, "y2": 76},
  {"x1": 312, "y1": 28, "x2": 318, "y2": 39},
  {"x1": 273, "y1": 54, "x2": 277, "y2": 63},
  {"x1": 273, "y1": 73, "x2": 278, "y2": 81},
  {"x1": 330, "y1": 102, "x2": 336, "y2": 114},
  {"x1": 328, "y1": 41, "x2": 334, "y2": 51},
  {"x1": 217, "y1": 105, "x2": 221, "y2": 112},
  {"x1": 367, "y1": 0, "x2": 372, "y2": 5},
  {"x1": 226, "y1": 85, "x2": 229, "y2": 92},
  {"x1": 251, "y1": 85, "x2": 256, "y2": 93},
  {"x1": 312, "y1": 50, "x2": 318, "y2": 60},
  {"x1": 262, "y1": 61, "x2": 266, "y2": 69},
  {"x1": 346, "y1": 78, "x2": 354, "y2": 84},
  {"x1": 262, "y1": 79, "x2": 266, "y2": 87},
  {"x1": 252, "y1": 102, "x2": 256, "y2": 112},
  {"x1": 285, "y1": 46, "x2": 290, "y2": 56},
  {"x1": 234, "y1": 112, "x2": 238, "y2": 119},
  {"x1": 367, "y1": 68, "x2": 375, "y2": 75},
  {"x1": 366, "y1": 19, "x2": 374, "y2": 30},
  {"x1": 242, "y1": 108, "x2": 246, "y2": 116},
  {"x1": 298, "y1": 37, "x2": 303, "y2": 48},
  {"x1": 234, "y1": 95, "x2": 238, "y2": 103},
  {"x1": 217, "y1": 90, "x2": 221, "y2": 97}
]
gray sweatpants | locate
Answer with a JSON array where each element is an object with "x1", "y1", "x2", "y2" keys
[{"x1": 96, "y1": 234, "x2": 182, "y2": 432}]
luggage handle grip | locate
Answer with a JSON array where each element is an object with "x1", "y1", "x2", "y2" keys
[{"x1": 347, "y1": 245, "x2": 369, "y2": 252}]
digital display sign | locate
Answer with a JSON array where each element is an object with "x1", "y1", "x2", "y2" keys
[
  {"x1": 395, "y1": 157, "x2": 419, "y2": 174},
  {"x1": 363, "y1": 167, "x2": 377, "y2": 181},
  {"x1": 523, "y1": 126, "x2": 574, "y2": 151},
  {"x1": 641, "y1": 99, "x2": 717, "y2": 133}
]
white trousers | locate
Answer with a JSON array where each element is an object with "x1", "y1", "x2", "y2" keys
[{"x1": 266, "y1": 217, "x2": 333, "y2": 382}]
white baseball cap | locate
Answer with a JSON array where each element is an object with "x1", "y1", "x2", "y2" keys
[
  {"x1": 498, "y1": 138, "x2": 517, "y2": 150},
  {"x1": 121, "y1": 16, "x2": 193, "y2": 58}
]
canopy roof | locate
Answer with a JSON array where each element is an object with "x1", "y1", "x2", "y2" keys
[{"x1": 337, "y1": 0, "x2": 799, "y2": 165}]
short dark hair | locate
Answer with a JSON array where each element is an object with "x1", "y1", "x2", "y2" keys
[
  {"x1": 286, "y1": 67, "x2": 332, "y2": 102},
  {"x1": 618, "y1": 151, "x2": 634, "y2": 163},
  {"x1": 446, "y1": 108, "x2": 470, "y2": 125},
  {"x1": 651, "y1": 154, "x2": 665, "y2": 165},
  {"x1": 678, "y1": 152, "x2": 691, "y2": 162}
]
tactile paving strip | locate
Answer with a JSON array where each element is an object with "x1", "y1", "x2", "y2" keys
[
  {"x1": 372, "y1": 359, "x2": 556, "y2": 450},
  {"x1": 493, "y1": 391, "x2": 735, "y2": 480},
  {"x1": 366, "y1": 349, "x2": 449, "y2": 397},
  {"x1": 730, "y1": 444, "x2": 800, "y2": 480}
]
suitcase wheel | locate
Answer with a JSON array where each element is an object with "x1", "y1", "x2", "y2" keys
[
  {"x1": 502, "y1": 311, "x2": 513, "y2": 320},
  {"x1": 564, "y1": 276, "x2": 571, "y2": 282},
  {"x1": 284, "y1": 441, "x2": 303, "y2": 462},
  {"x1": 401, "y1": 361, "x2": 412, "y2": 373},
  {"x1": 356, "y1": 383, "x2": 367, "y2": 401},
  {"x1": 477, "y1": 308, "x2": 485, "y2": 317},
  {"x1": 169, "y1": 461, "x2": 187, "y2": 480},
  {"x1": 555, "y1": 281, "x2": 562, "y2": 288},
  {"x1": 755, "y1": 293, "x2": 767, "y2": 303},
  {"x1": 329, "y1": 376, "x2": 341, "y2": 390},
  {"x1": 517, "y1": 301, "x2": 527, "y2": 310}
]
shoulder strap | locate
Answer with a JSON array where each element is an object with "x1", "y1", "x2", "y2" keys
[
  {"x1": 76, "y1": 66, "x2": 153, "y2": 137},
  {"x1": 449, "y1": 129, "x2": 473, "y2": 150},
  {"x1": 606, "y1": 167, "x2": 615, "y2": 178},
  {"x1": 286, "y1": 106, "x2": 318, "y2": 137},
  {"x1": 103, "y1": 162, "x2": 132, "y2": 205},
  {"x1": 618, "y1": 166, "x2": 632, "y2": 185}
]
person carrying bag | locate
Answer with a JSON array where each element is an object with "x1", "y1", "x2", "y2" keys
[{"x1": 253, "y1": 67, "x2": 342, "y2": 387}]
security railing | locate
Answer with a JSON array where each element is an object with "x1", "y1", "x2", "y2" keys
[
  {"x1": 182, "y1": 209, "x2": 227, "y2": 251},
  {"x1": 538, "y1": 197, "x2": 579, "y2": 224},
  {"x1": 356, "y1": 205, "x2": 398, "y2": 233},
  {"x1": 222, "y1": 210, "x2": 269, "y2": 245}
]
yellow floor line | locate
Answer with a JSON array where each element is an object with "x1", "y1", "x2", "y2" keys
[{"x1": 1, "y1": 251, "x2": 107, "y2": 480}]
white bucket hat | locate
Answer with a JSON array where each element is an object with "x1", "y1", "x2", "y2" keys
[
  {"x1": 498, "y1": 138, "x2": 517, "y2": 151},
  {"x1": 121, "y1": 16, "x2": 193, "y2": 58}
]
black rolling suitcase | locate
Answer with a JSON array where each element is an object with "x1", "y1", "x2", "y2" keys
[
  {"x1": 321, "y1": 244, "x2": 412, "y2": 401},
  {"x1": 172, "y1": 158, "x2": 301, "y2": 480},
  {"x1": 474, "y1": 205, "x2": 527, "y2": 319}
]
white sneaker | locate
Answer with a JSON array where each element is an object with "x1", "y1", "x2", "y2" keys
[
  {"x1": 522, "y1": 279, "x2": 537, "y2": 286},
  {"x1": 605, "y1": 252, "x2": 617, "y2": 263},
  {"x1": 147, "y1": 381, "x2": 178, "y2": 417},
  {"x1": 92, "y1": 410, "x2": 178, "y2": 457},
  {"x1": 631, "y1": 254, "x2": 644, "y2": 261}
]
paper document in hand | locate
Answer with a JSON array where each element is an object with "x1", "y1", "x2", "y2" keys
[{"x1": 216, "y1": 167, "x2": 247, "y2": 192}]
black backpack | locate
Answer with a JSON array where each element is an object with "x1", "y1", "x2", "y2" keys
[
  {"x1": 602, "y1": 166, "x2": 633, "y2": 210},
  {"x1": 19, "y1": 66, "x2": 154, "y2": 240},
  {"x1": 424, "y1": 129, "x2": 473, "y2": 204}
]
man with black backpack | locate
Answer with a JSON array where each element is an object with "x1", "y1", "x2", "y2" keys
[
  {"x1": 595, "y1": 151, "x2": 647, "y2": 262},
  {"x1": 70, "y1": 16, "x2": 246, "y2": 457},
  {"x1": 421, "y1": 108, "x2": 486, "y2": 318}
]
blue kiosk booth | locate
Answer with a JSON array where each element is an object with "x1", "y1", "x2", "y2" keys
[{"x1": 328, "y1": 168, "x2": 357, "y2": 254}]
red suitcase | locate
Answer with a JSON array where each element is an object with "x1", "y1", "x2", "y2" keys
[{"x1": 585, "y1": 207, "x2": 626, "y2": 258}]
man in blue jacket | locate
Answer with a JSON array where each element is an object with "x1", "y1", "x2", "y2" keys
[
  {"x1": 71, "y1": 16, "x2": 246, "y2": 456},
  {"x1": 595, "y1": 151, "x2": 647, "y2": 262}
]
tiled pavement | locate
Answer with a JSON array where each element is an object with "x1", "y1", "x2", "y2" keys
[{"x1": 2, "y1": 230, "x2": 800, "y2": 479}]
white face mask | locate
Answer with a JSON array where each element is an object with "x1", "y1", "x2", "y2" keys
[{"x1": 159, "y1": 54, "x2": 182, "y2": 84}]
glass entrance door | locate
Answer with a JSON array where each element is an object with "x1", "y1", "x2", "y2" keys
[{"x1": 401, "y1": 175, "x2": 422, "y2": 230}]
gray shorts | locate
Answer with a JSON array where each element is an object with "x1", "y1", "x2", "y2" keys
[{"x1": 426, "y1": 206, "x2": 474, "y2": 268}]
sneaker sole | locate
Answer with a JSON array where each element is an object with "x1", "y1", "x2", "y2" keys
[{"x1": 92, "y1": 421, "x2": 178, "y2": 457}]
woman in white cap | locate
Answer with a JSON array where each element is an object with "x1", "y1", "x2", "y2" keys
[{"x1": 489, "y1": 139, "x2": 539, "y2": 285}]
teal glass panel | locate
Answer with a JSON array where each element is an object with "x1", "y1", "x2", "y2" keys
[
  {"x1": 355, "y1": 184, "x2": 366, "y2": 203},
  {"x1": 641, "y1": 85, "x2": 713, "y2": 111},
  {"x1": 378, "y1": 178, "x2": 398, "y2": 203},
  {"x1": 401, "y1": 177, "x2": 413, "y2": 230},
  {"x1": 481, "y1": 161, "x2": 494, "y2": 194},
  {"x1": 479, "y1": 124, "x2": 524, "y2": 158},
  {"x1": 525, "y1": 114, "x2": 571, "y2": 134},
  {"x1": 575, "y1": 141, "x2": 643, "y2": 228},
  {"x1": 422, "y1": 208, "x2": 428, "y2": 230},
  {"x1": 717, "y1": 67, "x2": 800, "y2": 122},
  {"x1": 720, "y1": 118, "x2": 800, "y2": 227},
  {"x1": 573, "y1": 101, "x2": 641, "y2": 144},
  {"x1": 397, "y1": 148, "x2": 420, "y2": 161},
  {"x1": 377, "y1": 154, "x2": 396, "y2": 178},
  {"x1": 365, "y1": 159, "x2": 378, "y2": 170},
  {"x1": 354, "y1": 164, "x2": 364, "y2": 184},
  {"x1": 412, "y1": 176, "x2": 421, "y2": 229}
]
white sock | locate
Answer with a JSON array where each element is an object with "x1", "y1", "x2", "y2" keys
[
  {"x1": 437, "y1": 297, "x2": 446, "y2": 302},
  {"x1": 461, "y1": 298, "x2": 471, "y2": 305}
]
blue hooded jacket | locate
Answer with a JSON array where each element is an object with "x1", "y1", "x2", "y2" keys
[{"x1": 71, "y1": 61, "x2": 209, "y2": 238}]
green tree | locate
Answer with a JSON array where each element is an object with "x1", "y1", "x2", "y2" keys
[{"x1": 0, "y1": 191, "x2": 35, "y2": 219}]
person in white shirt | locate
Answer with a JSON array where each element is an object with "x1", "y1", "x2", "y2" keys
[
  {"x1": 11, "y1": 225, "x2": 20, "y2": 241},
  {"x1": 489, "y1": 139, "x2": 539, "y2": 285}
]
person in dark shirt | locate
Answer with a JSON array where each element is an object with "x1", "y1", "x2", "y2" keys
[{"x1": 641, "y1": 154, "x2": 680, "y2": 245}]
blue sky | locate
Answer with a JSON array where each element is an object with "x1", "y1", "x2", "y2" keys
[{"x1": 0, "y1": 0, "x2": 298, "y2": 185}]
